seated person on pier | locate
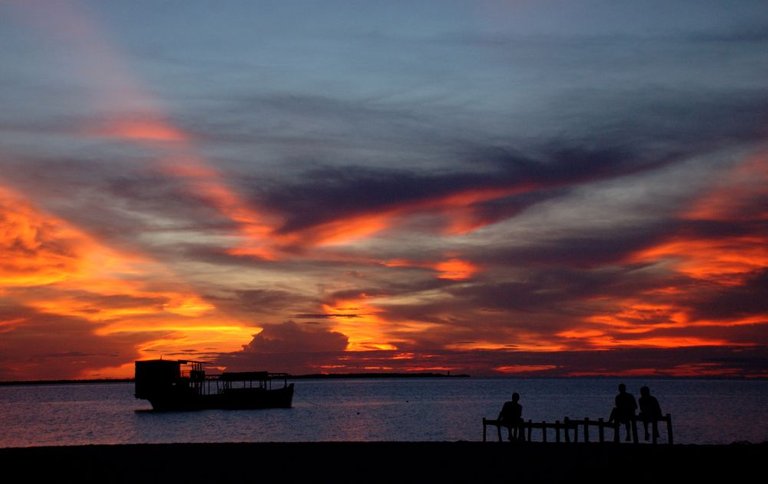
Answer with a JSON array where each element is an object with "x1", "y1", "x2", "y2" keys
[
  {"x1": 638, "y1": 386, "x2": 663, "y2": 441},
  {"x1": 498, "y1": 392, "x2": 524, "y2": 441},
  {"x1": 608, "y1": 383, "x2": 637, "y2": 441}
]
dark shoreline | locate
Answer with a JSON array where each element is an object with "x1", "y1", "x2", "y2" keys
[{"x1": 1, "y1": 441, "x2": 764, "y2": 483}]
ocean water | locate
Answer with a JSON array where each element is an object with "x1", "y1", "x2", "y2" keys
[{"x1": 1, "y1": 377, "x2": 766, "y2": 448}]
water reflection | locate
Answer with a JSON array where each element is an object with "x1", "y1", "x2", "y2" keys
[{"x1": 1, "y1": 378, "x2": 766, "y2": 447}]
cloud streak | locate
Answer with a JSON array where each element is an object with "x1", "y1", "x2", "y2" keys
[{"x1": 0, "y1": 0, "x2": 766, "y2": 379}]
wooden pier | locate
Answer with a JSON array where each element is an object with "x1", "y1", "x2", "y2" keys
[{"x1": 483, "y1": 414, "x2": 673, "y2": 444}]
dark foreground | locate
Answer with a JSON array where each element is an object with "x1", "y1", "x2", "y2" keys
[{"x1": 1, "y1": 441, "x2": 764, "y2": 483}]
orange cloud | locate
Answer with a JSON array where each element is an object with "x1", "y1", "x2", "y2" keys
[
  {"x1": 495, "y1": 364, "x2": 558, "y2": 374},
  {"x1": 0, "y1": 184, "x2": 257, "y2": 377},
  {"x1": 284, "y1": 183, "x2": 539, "y2": 249},
  {"x1": 650, "y1": 152, "x2": 767, "y2": 280},
  {"x1": 630, "y1": 237, "x2": 768, "y2": 284},
  {"x1": 577, "y1": 297, "x2": 763, "y2": 350},
  {"x1": 589, "y1": 151, "x2": 768, "y2": 353},
  {"x1": 0, "y1": 186, "x2": 88, "y2": 286},
  {"x1": 434, "y1": 258, "x2": 478, "y2": 280},
  {"x1": 85, "y1": 118, "x2": 188, "y2": 143},
  {"x1": 159, "y1": 155, "x2": 281, "y2": 260},
  {"x1": 634, "y1": 153, "x2": 768, "y2": 284},
  {"x1": 383, "y1": 256, "x2": 480, "y2": 280},
  {"x1": 323, "y1": 296, "x2": 398, "y2": 351},
  {"x1": 14, "y1": 0, "x2": 285, "y2": 263},
  {"x1": 445, "y1": 339, "x2": 567, "y2": 352}
]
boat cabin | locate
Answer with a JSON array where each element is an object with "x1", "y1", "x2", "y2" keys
[{"x1": 134, "y1": 359, "x2": 294, "y2": 411}]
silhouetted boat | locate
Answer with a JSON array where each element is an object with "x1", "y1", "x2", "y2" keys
[{"x1": 134, "y1": 359, "x2": 294, "y2": 411}]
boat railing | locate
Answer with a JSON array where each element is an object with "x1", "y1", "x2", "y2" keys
[
  {"x1": 174, "y1": 361, "x2": 291, "y2": 395},
  {"x1": 218, "y1": 372, "x2": 291, "y2": 391}
]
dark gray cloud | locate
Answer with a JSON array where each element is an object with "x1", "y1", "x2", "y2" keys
[
  {"x1": 253, "y1": 143, "x2": 684, "y2": 236},
  {"x1": 689, "y1": 270, "x2": 768, "y2": 322},
  {"x1": 214, "y1": 321, "x2": 348, "y2": 374},
  {"x1": 206, "y1": 289, "x2": 319, "y2": 324}
]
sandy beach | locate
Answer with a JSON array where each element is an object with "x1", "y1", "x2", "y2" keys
[{"x1": 1, "y1": 441, "x2": 764, "y2": 483}]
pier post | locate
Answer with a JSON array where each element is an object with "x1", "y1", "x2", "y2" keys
[
  {"x1": 598, "y1": 418, "x2": 605, "y2": 443},
  {"x1": 666, "y1": 414, "x2": 674, "y2": 445},
  {"x1": 584, "y1": 418, "x2": 590, "y2": 443},
  {"x1": 631, "y1": 418, "x2": 639, "y2": 444}
]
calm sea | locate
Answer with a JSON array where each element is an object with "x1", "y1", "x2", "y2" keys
[{"x1": 1, "y1": 377, "x2": 766, "y2": 448}]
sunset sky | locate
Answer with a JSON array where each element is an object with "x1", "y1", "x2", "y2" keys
[{"x1": 1, "y1": 0, "x2": 767, "y2": 381}]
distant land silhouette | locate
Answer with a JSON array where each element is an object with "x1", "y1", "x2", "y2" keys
[
  {"x1": 291, "y1": 372, "x2": 470, "y2": 379},
  {"x1": 0, "y1": 371, "x2": 469, "y2": 386}
]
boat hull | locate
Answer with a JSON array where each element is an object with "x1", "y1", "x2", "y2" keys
[{"x1": 147, "y1": 384, "x2": 295, "y2": 411}]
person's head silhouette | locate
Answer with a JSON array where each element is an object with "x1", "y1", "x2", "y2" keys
[
  {"x1": 640, "y1": 386, "x2": 650, "y2": 397},
  {"x1": 618, "y1": 383, "x2": 626, "y2": 393},
  {"x1": 512, "y1": 392, "x2": 519, "y2": 402}
]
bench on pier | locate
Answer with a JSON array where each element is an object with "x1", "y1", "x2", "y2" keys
[
  {"x1": 482, "y1": 419, "x2": 525, "y2": 443},
  {"x1": 483, "y1": 414, "x2": 673, "y2": 445}
]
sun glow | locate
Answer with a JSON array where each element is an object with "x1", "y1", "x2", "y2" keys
[{"x1": 323, "y1": 297, "x2": 398, "y2": 351}]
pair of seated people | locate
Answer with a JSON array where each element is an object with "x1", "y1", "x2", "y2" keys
[{"x1": 609, "y1": 384, "x2": 663, "y2": 441}]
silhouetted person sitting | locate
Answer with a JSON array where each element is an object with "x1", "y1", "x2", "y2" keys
[
  {"x1": 498, "y1": 392, "x2": 524, "y2": 441},
  {"x1": 608, "y1": 383, "x2": 637, "y2": 441},
  {"x1": 638, "y1": 385, "x2": 663, "y2": 441}
]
